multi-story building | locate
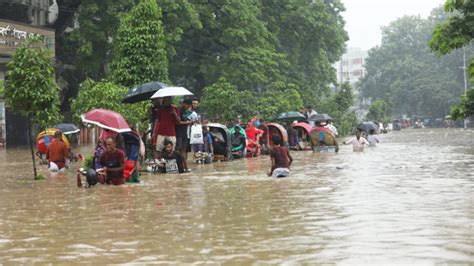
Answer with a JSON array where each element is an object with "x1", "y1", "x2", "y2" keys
[
  {"x1": 0, "y1": 0, "x2": 54, "y2": 27},
  {"x1": 334, "y1": 47, "x2": 368, "y2": 119},
  {"x1": 335, "y1": 47, "x2": 368, "y2": 86},
  {"x1": 0, "y1": 0, "x2": 57, "y2": 147}
]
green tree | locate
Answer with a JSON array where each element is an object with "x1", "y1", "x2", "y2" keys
[
  {"x1": 367, "y1": 100, "x2": 389, "y2": 122},
  {"x1": 320, "y1": 83, "x2": 358, "y2": 136},
  {"x1": 157, "y1": 0, "x2": 201, "y2": 59},
  {"x1": 451, "y1": 89, "x2": 474, "y2": 119},
  {"x1": 430, "y1": 0, "x2": 474, "y2": 55},
  {"x1": 360, "y1": 13, "x2": 472, "y2": 118},
  {"x1": 257, "y1": 81, "x2": 304, "y2": 120},
  {"x1": 168, "y1": 0, "x2": 288, "y2": 95},
  {"x1": 5, "y1": 37, "x2": 63, "y2": 179},
  {"x1": 0, "y1": 80, "x2": 4, "y2": 96},
  {"x1": 59, "y1": 0, "x2": 137, "y2": 79},
  {"x1": 201, "y1": 78, "x2": 241, "y2": 123},
  {"x1": 260, "y1": 0, "x2": 348, "y2": 105},
  {"x1": 110, "y1": 0, "x2": 169, "y2": 87},
  {"x1": 430, "y1": 0, "x2": 474, "y2": 119},
  {"x1": 70, "y1": 79, "x2": 148, "y2": 131}
]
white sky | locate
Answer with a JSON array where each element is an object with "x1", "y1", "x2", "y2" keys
[{"x1": 341, "y1": 0, "x2": 445, "y2": 50}]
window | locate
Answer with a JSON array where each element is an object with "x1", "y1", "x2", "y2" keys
[
  {"x1": 352, "y1": 70, "x2": 362, "y2": 77},
  {"x1": 352, "y1": 58, "x2": 362, "y2": 65}
]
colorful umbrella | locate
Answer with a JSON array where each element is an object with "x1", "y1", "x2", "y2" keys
[{"x1": 81, "y1": 109, "x2": 131, "y2": 133}]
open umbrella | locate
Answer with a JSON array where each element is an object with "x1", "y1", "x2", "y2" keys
[
  {"x1": 151, "y1": 87, "x2": 193, "y2": 99},
  {"x1": 308, "y1": 113, "x2": 333, "y2": 122},
  {"x1": 357, "y1": 121, "x2": 378, "y2": 133},
  {"x1": 52, "y1": 123, "x2": 80, "y2": 135},
  {"x1": 122, "y1": 81, "x2": 170, "y2": 104},
  {"x1": 276, "y1": 111, "x2": 305, "y2": 121},
  {"x1": 81, "y1": 109, "x2": 131, "y2": 133}
]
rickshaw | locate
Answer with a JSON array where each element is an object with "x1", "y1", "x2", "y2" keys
[
  {"x1": 266, "y1": 123, "x2": 288, "y2": 147},
  {"x1": 291, "y1": 122, "x2": 312, "y2": 150},
  {"x1": 229, "y1": 126, "x2": 247, "y2": 159},
  {"x1": 36, "y1": 128, "x2": 71, "y2": 164},
  {"x1": 310, "y1": 126, "x2": 338, "y2": 153},
  {"x1": 207, "y1": 123, "x2": 232, "y2": 161},
  {"x1": 78, "y1": 109, "x2": 145, "y2": 186},
  {"x1": 258, "y1": 124, "x2": 270, "y2": 154}
]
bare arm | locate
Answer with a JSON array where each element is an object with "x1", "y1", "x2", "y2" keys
[
  {"x1": 268, "y1": 157, "x2": 276, "y2": 177},
  {"x1": 173, "y1": 111, "x2": 192, "y2": 126},
  {"x1": 287, "y1": 150, "x2": 293, "y2": 168}
]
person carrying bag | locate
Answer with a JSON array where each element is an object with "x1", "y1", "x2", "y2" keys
[{"x1": 189, "y1": 124, "x2": 204, "y2": 145}]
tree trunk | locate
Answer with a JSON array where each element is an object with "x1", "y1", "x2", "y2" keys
[{"x1": 26, "y1": 117, "x2": 38, "y2": 179}]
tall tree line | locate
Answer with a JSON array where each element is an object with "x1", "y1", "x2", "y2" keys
[
  {"x1": 359, "y1": 6, "x2": 473, "y2": 118},
  {"x1": 53, "y1": 0, "x2": 347, "y2": 112}
]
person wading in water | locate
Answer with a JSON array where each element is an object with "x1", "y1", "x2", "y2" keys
[{"x1": 268, "y1": 135, "x2": 293, "y2": 178}]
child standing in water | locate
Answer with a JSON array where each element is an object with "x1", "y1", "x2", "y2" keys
[{"x1": 268, "y1": 135, "x2": 293, "y2": 178}]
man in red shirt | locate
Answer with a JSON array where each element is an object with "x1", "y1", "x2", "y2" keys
[
  {"x1": 99, "y1": 137, "x2": 126, "y2": 185},
  {"x1": 46, "y1": 131, "x2": 70, "y2": 170},
  {"x1": 156, "y1": 96, "x2": 188, "y2": 159}
]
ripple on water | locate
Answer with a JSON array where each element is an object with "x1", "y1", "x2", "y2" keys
[{"x1": 0, "y1": 129, "x2": 472, "y2": 264}]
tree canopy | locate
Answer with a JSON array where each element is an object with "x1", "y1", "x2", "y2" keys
[
  {"x1": 5, "y1": 37, "x2": 63, "y2": 179},
  {"x1": 5, "y1": 37, "x2": 62, "y2": 128},
  {"x1": 58, "y1": 0, "x2": 347, "y2": 114},
  {"x1": 319, "y1": 83, "x2": 358, "y2": 136},
  {"x1": 430, "y1": 0, "x2": 474, "y2": 120},
  {"x1": 110, "y1": 0, "x2": 169, "y2": 87},
  {"x1": 359, "y1": 10, "x2": 473, "y2": 118}
]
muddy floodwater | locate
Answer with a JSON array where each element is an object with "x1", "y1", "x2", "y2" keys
[{"x1": 0, "y1": 129, "x2": 473, "y2": 264}]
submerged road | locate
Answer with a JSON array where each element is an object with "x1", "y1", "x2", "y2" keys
[{"x1": 0, "y1": 128, "x2": 473, "y2": 264}]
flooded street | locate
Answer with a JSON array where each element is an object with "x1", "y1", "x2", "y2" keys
[{"x1": 0, "y1": 129, "x2": 473, "y2": 264}]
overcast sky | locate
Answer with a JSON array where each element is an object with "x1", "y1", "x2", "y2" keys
[{"x1": 341, "y1": 0, "x2": 445, "y2": 50}]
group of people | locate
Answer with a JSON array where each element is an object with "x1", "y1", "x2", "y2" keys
[
  {"x1": 147, "y1": 98, "x2": 296, "y2": 178},
  {"x1": 45, "y1": 97, "x2": 382, "y2": 184},
  {"x1": 150, "y1": 97, "x2": 230, "y2": 174},
  {"x1": 343, "y1": 129, "x2": 379, "y2": 152}
]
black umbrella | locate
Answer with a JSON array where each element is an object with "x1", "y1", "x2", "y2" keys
[
  {"x1": 276, "y1": 111, "x2": 305, "y2": 121},
  {"x1": 122, "y1": 81, "x2": 171, "y2": 104},
  {"x1": 53, "y1": 123, "x2": 80, "y2": 135},
  {"x1": 357, "y1": 122, "x2": 378, "y2": 133},
  {"x1": 308, "y1": 113, "x2": 333, "y2": 122}
]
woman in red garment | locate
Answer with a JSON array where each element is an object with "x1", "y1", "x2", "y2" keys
[{"x1": 245, "y1": 118, "x2": 263, "y2": 157}]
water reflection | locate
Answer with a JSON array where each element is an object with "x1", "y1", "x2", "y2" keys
[{"x1": 0, "y1": 129, "x2": 472, "y2": 264}]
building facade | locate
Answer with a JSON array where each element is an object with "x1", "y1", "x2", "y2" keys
[
  {"x1": 335, "y1": 47, "x2": 368, "y2": 86},
  {"x1": 0, "y1": 0, "x2": 54, "y2": 27},
  {"x1": 334, "y1": 47, "x2": 368, "y2": 119},
  {"x1": 0, "y1": 0, "x2": 57, "y2": 147}
]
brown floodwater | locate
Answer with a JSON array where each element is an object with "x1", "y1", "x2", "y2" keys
[{"x1": 0, "y1": 128, "x2": 473, "y2": 264}]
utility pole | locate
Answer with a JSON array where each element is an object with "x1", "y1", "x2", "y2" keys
[
  {"x1": 461, "y1": 46, "x2": 468, "y2": 95},
  {"x1": 461, "y1": 47, "x2": 469, "y2": 129}
]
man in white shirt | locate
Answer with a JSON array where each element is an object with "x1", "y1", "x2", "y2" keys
[
  {"x1": 343, "y1": 130, "x2": 369, "y2": 152},
  {"x1": 367, "y1": 129, "x2": 379, "y2": 147},
  {"x1": 306, "y1": 106, "x2": 318, "y2": 127},
  {"x1": 325, "y1": 120, "x2": 338, "y2": 136}
]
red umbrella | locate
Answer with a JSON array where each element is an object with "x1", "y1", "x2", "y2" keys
[{"x1": 81, "y1": 109, "x2": 131, "y2": 133}]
